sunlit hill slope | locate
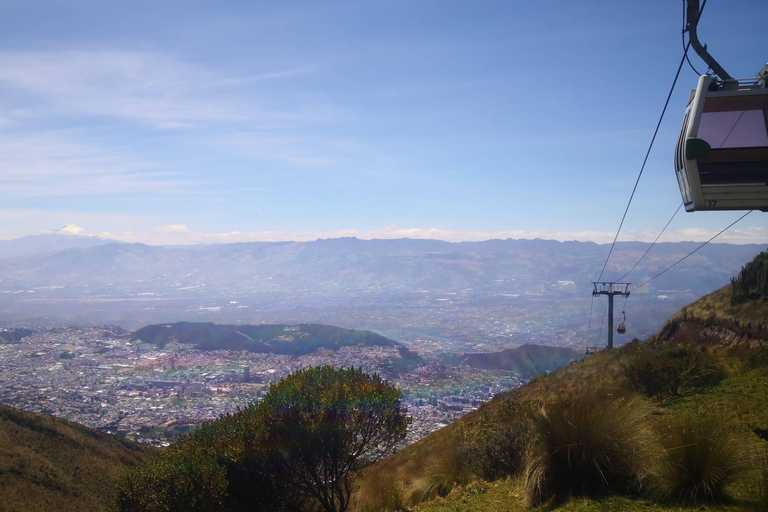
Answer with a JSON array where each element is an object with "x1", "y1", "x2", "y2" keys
[
  {"x1": 350, "y1": 269, "x2": 768, "y2": 511},
  {"x1": 0, "y1": 403, "x2": 157, "y2": 512}
]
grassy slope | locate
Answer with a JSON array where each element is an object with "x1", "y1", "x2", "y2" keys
[
  {"x1": 352, "y1": 285, "x2": 768, "y2": 511},
  {"x1": 0, "y1": 403, "x2": 158, "y2": 512}
]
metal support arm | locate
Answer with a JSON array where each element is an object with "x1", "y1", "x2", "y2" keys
[{"x1": 686, "y1": 0, "x2": 732, "y2": 80}]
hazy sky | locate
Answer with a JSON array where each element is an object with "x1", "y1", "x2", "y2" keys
[{"x1": 1, "y1": 0, "x2": 767, "y2": 244}]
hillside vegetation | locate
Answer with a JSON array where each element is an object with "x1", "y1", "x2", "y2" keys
[
  {"x1": 132, "y1": 322, "x2": 410, "y2": 355},
  {"x1": 439, "y1": 344, "x2": 583, "y2": 374},
  {"x1": 350, "y1": 281, "x2": 768, "y2": 511},
  {"x1": 0, "y1": 403, "x2": 157, "y2": 512}
]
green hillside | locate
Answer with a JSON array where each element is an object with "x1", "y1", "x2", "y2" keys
[
  {"x1": 350, "y1": 283, "x2": 768, "y2": 511},
  {"x1": 438, "y1": 344, "x2": 583, "y2": 376},
  {"x1": 0, "y1": 403, "x2": 158, "y2": 512},
  {"x1": 131, "y1": 322, "x2": 406, "y2": 356}
]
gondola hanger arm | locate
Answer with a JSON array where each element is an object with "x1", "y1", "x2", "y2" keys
[{"x1": 685, "y1": 0, "x2": 732, "y2": 80}]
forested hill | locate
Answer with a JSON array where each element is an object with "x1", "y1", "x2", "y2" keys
[
  {"x1": 438, "y1": 344, "x2": 582, "y2": 376},
  {"x1": 130, "y1": 322, "x2": 411, "y2": 357}
]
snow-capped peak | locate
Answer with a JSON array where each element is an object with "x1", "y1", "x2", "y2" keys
[{"x1": 52, "y1": 224, "x2": 87, "y2": 236}]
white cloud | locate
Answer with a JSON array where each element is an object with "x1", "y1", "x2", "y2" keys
[
  {"x1": 0, "y1": 49, "x2": 312, "y2": 129},
  {"x1": 0, "y1": 129, "x2": 194, "y2": 196},
  {"x1": 154, "y1": 224, "x2": 190, "y2": 233}
]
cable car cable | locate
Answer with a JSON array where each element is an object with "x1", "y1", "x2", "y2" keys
[
  {"x1": 616, "y1": 202, "x2": 684, "y2": 283},
  {"x1": 628, "y1": 210, "x2": 752, "y2": 294},
  {"x1": 597, "y1": 302, "x2": 608, "y2": 343},
  {"x1": 595, "y1": 46, "x2": 691, "y2": 282},
  {"x1": 611, "y1": 201, "x2": 682, "y2": 321}
]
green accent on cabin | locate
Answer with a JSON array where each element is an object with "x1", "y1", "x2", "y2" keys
[{"x1": 685, "y1": 137, "x2": 711, "y2": 160}]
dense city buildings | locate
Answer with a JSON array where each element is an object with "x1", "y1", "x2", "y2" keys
[{"x1": 0, "y1": 326, "x2": 521, "y2": 447}]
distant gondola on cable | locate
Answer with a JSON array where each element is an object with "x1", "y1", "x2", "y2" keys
[
  {"x1": 616, "y1": 311, "x2": 626, "y2": 335},
  {"x1": 674, "y1": 0, "x2": 768, "y2": 212},
  {"x1": 675, "y1": 68, "x2": 768, "y2": 212}
]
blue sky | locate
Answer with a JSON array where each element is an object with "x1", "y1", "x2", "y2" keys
[{"x1": 0, "y1": 0, "x2": 766, "y2": 244}]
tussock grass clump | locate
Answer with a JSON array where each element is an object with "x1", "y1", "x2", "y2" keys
[
  {"x1": 523, "y1": 393, "x2": 658, "y2": 506},
  {"x1": 752, "y1": 448, "x2": 768, "y2": 512},
  {"x1": 465, "y1": 390, "x2": 533, "y2": 481},
  {"x1": 412, "y1": 440, "x2": 476, "y2": 502},
  {"x1": 661, "y1": 415, "x2": 751, "y2": 505},
  {"x1": 359, "y1": 476, "x2": 410, "y2": 512}
]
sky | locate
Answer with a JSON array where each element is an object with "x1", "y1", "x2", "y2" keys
[{"x1": 0, "y1": 0, "x2": 767, "y2": 245}]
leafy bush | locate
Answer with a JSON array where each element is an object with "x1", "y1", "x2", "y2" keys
[
  {"x1": 731, "y1": 250, "x2": 768, "y2": 305},
  {"x1": 625, "y1": 346, "x2": 724, "y2": 402},
  {"x1": 661, "y1": 415, "x2": 750, "y2": 505},
  {"x1": 465, "y1": 390, "x2": 533, "y2": 481},
  {"x1": 523, "y1": 393, "x2": 658, "y2": 506},
  {"x1": 112, "y1": 450, "x2": 229, "y2": 512}
]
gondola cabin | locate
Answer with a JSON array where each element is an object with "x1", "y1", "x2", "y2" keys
[
  {"x1": 675, "y1": 73, "x2": 768, "y2": 212},
  {"x1": 616, "y1": 311, "x2": 627, "y2": 335}
]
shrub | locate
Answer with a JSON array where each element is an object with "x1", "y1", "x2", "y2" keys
[
  {"x1": 112, "y1": 449, "x2": 228, "y2": 512},
  {"x1": 661, "y1": 415, "x2": 750, "y2": 505},
  {"x1": 465, "y1": 390, "x2": 533, "y2": 480},
  {"x1": 625, "y1": 346, "x2": 724, "y2": 402},
  {"x1": 523, "y1": 393, "x2": 658, "y2": 506}
]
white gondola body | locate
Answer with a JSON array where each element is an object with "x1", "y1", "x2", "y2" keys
[{"x1": 675, "y1": 75, "x2": 768, "y2": 212}]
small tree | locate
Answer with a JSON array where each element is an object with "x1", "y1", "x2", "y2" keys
[
  {"x1": 114, "y1": 367, "x2": 407, "y2": 512},
  {"x1": 731, "y1": 250, "x2": 768, "y2": 305},
  {"x1": 258, "y1": 366, "x2": 410, "y2": 512}
]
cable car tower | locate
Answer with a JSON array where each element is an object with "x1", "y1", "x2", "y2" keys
[
  {"x1": 591, "y1": 282, "x2": 630, "y2": 350},
  {"x1": 675, "y1": 0, "x2": 768, "y2": 212}
]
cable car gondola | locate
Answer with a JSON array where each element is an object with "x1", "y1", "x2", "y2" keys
[
  {"x1": 675, "y1": 69, "x2": 768, "y2": 212},
  {"x1": 616, "y1": 311, "x2": 626, "y2": 335}
]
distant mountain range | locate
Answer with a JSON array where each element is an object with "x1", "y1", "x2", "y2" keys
[
  {"x1": 0, "y1": 236, "x2": 761, "y2": 296},
  {"x1": 0, "y1": 225, "x2": 112, "y2": 260},
  {"x1": 0, "y1": 234, "x2": 763, "y2": 345}
]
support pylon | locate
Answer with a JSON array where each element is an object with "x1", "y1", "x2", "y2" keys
[{"x1": 591, "y1": 282, "x2": 630, "y2": 349}]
